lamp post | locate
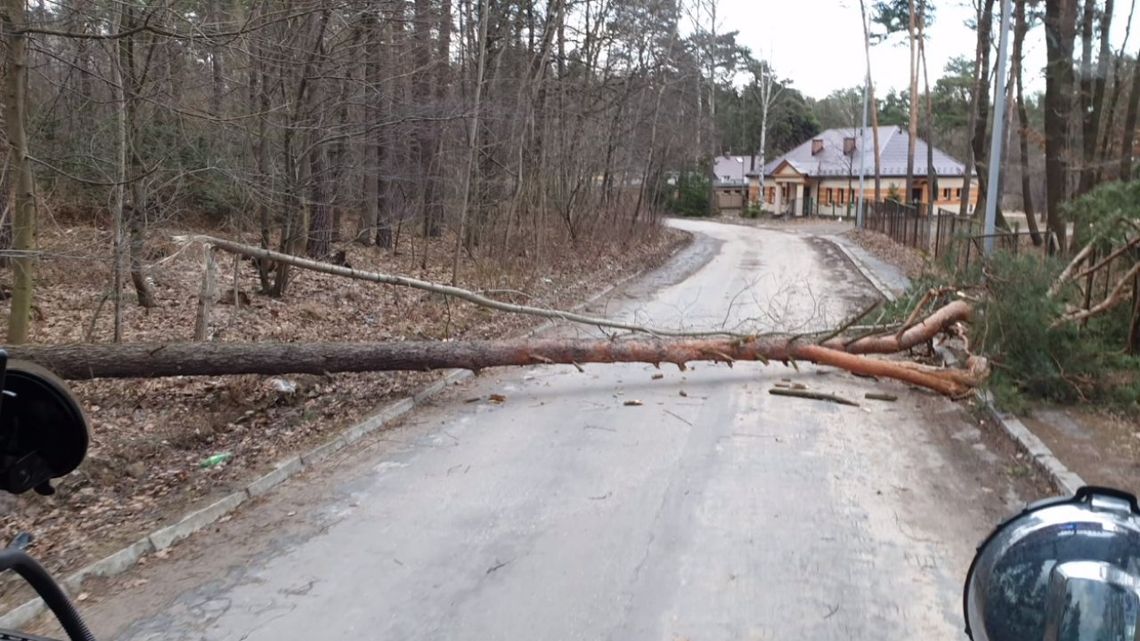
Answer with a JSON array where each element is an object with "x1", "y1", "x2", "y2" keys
[
  {"x1": 983, "y1": 0, "x2": 1013, "y2": 254},
  {"x1": 737, "y1": 157, "x2": 746, "y2": 211}
]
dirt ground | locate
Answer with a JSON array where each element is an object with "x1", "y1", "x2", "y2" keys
[
  {"x1": 0, "y1": 219, "x2": 688, "y2": 607},
  {"x1": 842, "y1": 228, "x2": 928, "y2": 280},
  {"x1": 1021, "y1": 407, "x2": 1140, "y2": 492}
]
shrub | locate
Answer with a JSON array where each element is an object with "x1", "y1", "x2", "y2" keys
[
  {"x1": 665, "y1": 171, "x2": 712, "y2": 217},
  {"x1": 972, "y1": 252, "x2": 1138, "y2": 409}
]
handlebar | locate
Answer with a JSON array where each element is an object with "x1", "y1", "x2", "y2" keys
[{"x1": 0, "y1": 550, "x2": 94, "y2": 641}]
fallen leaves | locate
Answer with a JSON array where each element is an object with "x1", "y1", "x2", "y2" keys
[{"x1": 0, "y1": 221, "x2": 688, "y2": 606}]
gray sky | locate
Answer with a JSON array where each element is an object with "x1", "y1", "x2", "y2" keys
[{"x1": 720, "y1": 0, "x2": 1135, "y2": 100}]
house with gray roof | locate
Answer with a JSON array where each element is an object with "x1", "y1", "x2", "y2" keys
[{"x1": 715, "y1": 126, "x2": 979, "y2": 216}]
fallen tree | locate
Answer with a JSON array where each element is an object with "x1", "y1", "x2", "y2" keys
[{"x1": 4, "y1": 301, "x2": 982, "y2": 397}]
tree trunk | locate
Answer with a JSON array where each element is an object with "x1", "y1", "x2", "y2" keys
[
  {"x1": 1, "y1": 0, "x2": 36, "y2": 344},
  {"x1": 254, "y1": 52, "x2": 272, "y2": 292},
  {"x1": 1076, "y1": 0, "x2": 1098, "y2": 197},
  {"x1": 4, "y1": 301, "x2": 980, "y2": 397},
  {"x1": 905, "y1": 0, "x2": 919, "y2": 206},
  {"x1": 1128, "y1": 271, "x2": 1140, "y2": 354},
  {"x1": 920, "y1": 13, "x2": 935, "y2": 218},
  {"x1": 1086, "y1": 0, "x2": 1114, "y2": 184},
  {"x1": 859, "y1": 0, "x2": 882, "y2": 204},
  {"x1": 962, "y1": 0, "x2": 996, "y2": 217},
  {"x1": 120, "y1": 2, "x2": 156, "y2": 309},
  {"x1": 414, "y1": 0, "x2": 440, "y2": 238},
  {"x1": 1045, "y1": 0, "x2": 1079, "y2": 252},
  {"x1": 1122, "y1": 47, "x2": 1140, "y2": 181},
  {"x1": 1096, "y1": 0, "x2": 1133, "y2": 180},
  {"x1": 208, "y1": 0, "x2": 225, "y2": 115},
  {"x1": 1015, "y1": 0, "x2": 1044, "y2": 245},
  {"x1": 361, "y1": 12, "x2": 381, "y2": 247},
  {"x1": 453, "y1": 0, "x2": 488, "y2": 285},
  {"x1": 307, "y1": 146, "x2": 332, "y2": 259}
]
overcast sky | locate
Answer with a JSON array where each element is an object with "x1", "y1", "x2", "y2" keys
[{"x1": 718, "y1": 0, "x2": 1135, "y2": 100}]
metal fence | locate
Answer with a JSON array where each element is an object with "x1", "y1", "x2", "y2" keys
[
  {"x1": 864, "y1": 200, "x2": 930, "y2": 251},
  {"x1": 931, "y1": 207, "x2": 1056, "y2": 272}
]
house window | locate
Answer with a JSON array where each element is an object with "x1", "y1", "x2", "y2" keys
[
  {"x1": 955, "y1": 188, "x2": 962, "y2": 199},
  {"x1": 942, "y1": 188, "x2": 951, "y2": 200},
  {"x1": 849, "y1": 189, "x2": 855, "y2": 203},
  {"x1": 838, "y1": 189, "x2": 845, "y2": 205},
  {"x1": 767, "y1": 187, "x2": 775, "y2": 204},
  {"x1": 824, "y1": 188, "x2": 832, "y2": 204}
]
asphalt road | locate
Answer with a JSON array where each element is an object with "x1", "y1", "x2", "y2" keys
[{"x1": 81, "y1": 219, "x2": 1041, "y2": 641}]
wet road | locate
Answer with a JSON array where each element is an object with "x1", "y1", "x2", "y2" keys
[{"x1": 88, "y1": 219, "x2": 1036, "y2": 641}]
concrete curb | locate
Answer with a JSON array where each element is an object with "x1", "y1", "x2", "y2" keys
[
  {"x1": 822, "y1": 232, "x2": 1085, "y2": 497},
  {"x1": 819, "y1": 236, "x2": 898, "y2": 302},
  {"x1": 0, "y1": 232, "x2": 693, "y2": 630},
  {"x1": 979, "y1": 392, "x2": 1085, "y2": 496}
]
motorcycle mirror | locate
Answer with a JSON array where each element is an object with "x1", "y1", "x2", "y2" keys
[
  {"x1": 964, "y1": 486, "x2": 1140, "y2": 641},
  {"x1": 0, "y1": 351, "x2": 89, "y2": 495}
]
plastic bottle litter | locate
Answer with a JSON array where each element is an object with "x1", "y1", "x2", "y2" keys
[{"x1": 200, "y1": 452, "x2": 233, "y2": 469}]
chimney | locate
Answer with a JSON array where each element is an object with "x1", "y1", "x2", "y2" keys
[
  {"x1": 811, "y1": 139, "x2": 824, "y2": 155},
  {"x1": 843, "y1": 137, "x2": 857, "y2": 155}
]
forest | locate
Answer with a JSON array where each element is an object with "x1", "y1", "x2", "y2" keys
[{"x1": 0, "y1": 0, "x2": 746, "y2": 346}]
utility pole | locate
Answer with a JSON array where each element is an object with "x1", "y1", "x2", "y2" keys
[
  {"x1": 857, "y1": 70, "x2": 870, "y2": 228},
  {"x1": 983, "y1": 0, "x2": 1012, "y2": 254}
]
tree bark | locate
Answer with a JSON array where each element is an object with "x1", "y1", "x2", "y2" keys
[
  {"x1": 120, "y1": 2, "x2": 156, "y2": 309},
  {"x1": 1129, "y1": 271, "x2": 1140, "y2": 354},
  {"x1": 1097, "y1": 0, "x2": 1133, "y2": 179},
  {"x1": 1014, "y1": 0, "x2": 1044, "y2": 245},
  {"x1": 859, "y1": 0, "x2": 883, "y2": 204},
  {"x1": 1044, "y1": 0, "x2": 1079, "y2": 252},
  {"x1": 361, "y1": 11, "x2": 381, "y2": 247},
  {"x1": 920, "y1": 15, "x2": 935, "y2": 217},
  {"x1": 414, "y1": 0, "x2": 441, "y2": 238},
  {"x1": 906, "y1": 0, "x2": 919, "y2": 206},
  {"x1": 1087, "y1": 0, "x2": 1113, "y2": 184},
  {"x1": 3, "y1": 301, "x2": 980, "y2": 397},
  {"x1": 307, "y1": 145, "x2": 332, "y2": 259},
  {"x1": 962, "y1": 0, "x2": 996, "y2": 217},
  {"x1": 1121, "y1": 44, "x2": 1140, "y2": 181},
  {"x1": 1, "y1": 0, "x2": 36, "y2": 344},
  {"x1": 1075, "y1": 0, "x2": 1103, "y2": 197}
]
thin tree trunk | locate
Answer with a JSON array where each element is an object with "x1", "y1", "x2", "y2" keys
[
  {"x1": 452, "y1": 0, "x2": 488, "y2": 285},
  {"x1": 120, "y1": 2, "x2": 156, "y2": 309},
  {"x1": 962, "y1": 0, "x2": 996, "y2": 217},
  {"x1": 307, "y1": 146, "x2": 332, "y2": 259},
  {"x1": 1045, "y1": 0, "x2": 1079, "y2": 252},
  {"x1": 1, "y1": 0, "x2": 35, "y2": 344},
  {"x1": 906, "y1": 0, "x2": 919, "y2": 206},
  {"x1": 361, "y1": 13, "x2": 381, "y2": 246},
  {"x1": 1097, "y1": 0, "x2": 1134, "y2": 179},
  {"x1": 1014, "y1": 0, "x2": 1044, "y2": 245},
  {"x1": 1076, "y1": 0, "x2": 1099, "y2": 196},
  {"x1": 920, "y1": 12, "x2": 934, "y2": 219},
  {"x1": 859, "y1": 0, "x2": 882, "y2": 204},
  {"x1": 1121, "y1": 45, "x2": 1140, "y2": 181}
]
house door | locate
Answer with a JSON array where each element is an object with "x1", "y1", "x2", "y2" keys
[{"x1": 803, "y1": 186, "x2": 812, "y2": 215}]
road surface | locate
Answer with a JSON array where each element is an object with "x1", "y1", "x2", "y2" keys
[{"x1": 78, "y1": 219, "x2": 1041, "y2": 641}]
